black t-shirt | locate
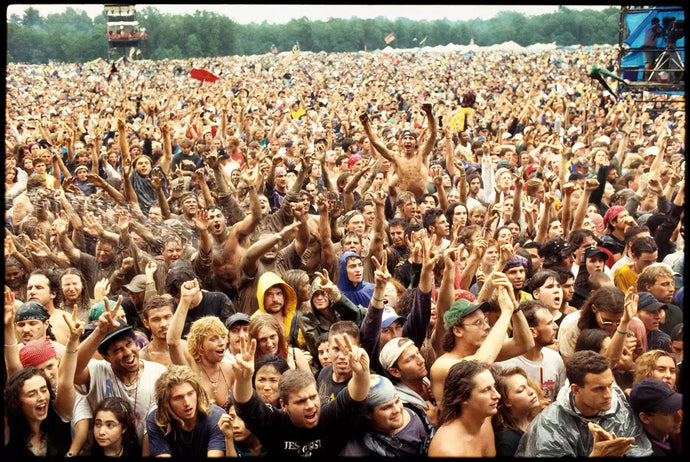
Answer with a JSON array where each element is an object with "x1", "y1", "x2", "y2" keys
[
  {"x1": 316, "y1": 364, "x2": 349, "y2": 404},
  {"x1": 236, "y1": 389, "x2": 367, "y2": 457},
  {"x1": 182, "y1": 290, "x2": 236, "y2": 338}
]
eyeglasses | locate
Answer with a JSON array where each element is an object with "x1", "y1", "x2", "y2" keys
[
  {"x1": 461, "y1": 317, "x2": 490, "y2": 329},
  {"x1": 596, "y1": 312, "x2": 617, "y2": 328}
]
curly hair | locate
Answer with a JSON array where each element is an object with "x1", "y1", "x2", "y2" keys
[
  {"x1": 249, "y1": 313, "x2": 288, "y2": 360},
  {"x1": 633, "y1": 350, "x2": 677, "y2": 390},
  {"x1": 4, "y1": 367, "x2": 56, "y2": 453},
  {"x1": 186, "y1": 316, "x2": 228, "y2": 362},
  {"x1": 439, "y1": 360, "x2": 496, "y2": 425},
  {"x1": 92, "y1": 397, "x2": 141, "y2": 457},
  {"x1": 154, "y1": 365, "x2": 211, "y2": 436}
]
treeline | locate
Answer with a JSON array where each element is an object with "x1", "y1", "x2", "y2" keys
[{"x1": 7, "y1": 6, "x2": 621, "y2": 64}]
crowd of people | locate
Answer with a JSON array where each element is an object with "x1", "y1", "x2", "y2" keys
[{"x1": 4, "y1": 43, "x2": 685, "y2": 457}]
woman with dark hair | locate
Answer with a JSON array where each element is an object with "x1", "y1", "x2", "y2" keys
[
  {"x1": 252, "y1": 354, "x2": 290, "y2": 407},
  {"x1": 4, "y1": 367, "x2": 72, "y2": 457},
  {"x1": 445, "y1": 201, "x2": 468, "y2": 235},
  {"x1": 558, "y1": 285, "x2": 647, "y2": 364},
  {"x1": 91, "y1": 397, "x2": 141, "y2": 457},
  {"x1": 492, "y1": 366, "x2": 546, "y2": 457}
]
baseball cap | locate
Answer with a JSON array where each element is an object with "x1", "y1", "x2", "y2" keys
[
  {"x1": 348, "y1": 154, "x2": 362, "y2": 168},
  {"x1": 381, "y1": 307, "x2": 406, "y2": 329},
  {"x1": 400, "y1": 129, "x2": 418, "y2": 139},
  {"x1": 644, "y1": 146, "x2": 660, "y2": 157},
  {"x1": 636, "y1": 292, "x2": 668, "y2": 312},
  {"x1": 571, "y1": 142, "x2": 587, "y2": 152},
  {"x1": 596, "y1": 135, "x2": 611, "y2": 145},
  {"x1": 97, "y1": 323, "x2": 135, "y2": 356},
  {"x1": 123, "y1": 274, "x2": 147, "y2": 293},
  {"x1": 496, "y1": 160, "x2": 514, "y2": 170},
  {"x1": 225, "y1": 313, "x2": 251, "y2": 329},
  {"x1": 379, "y1": 337, "x2": 415, "y2": 371},
  {"x1": 443, "y1": 299, "x2": 491, "y2": 330},
  {"x1": 629, "y1": 378, "x2": 683, "y2": 415},
  {"x1": 284, "y1": 140, "x2": 294, "y2": 148},
  {"x1": 584, "y1": 246, "x2": 609, "y2": 262},
  {"x1": 603, "y1": 205, "x2": 626, "y2": 225}
]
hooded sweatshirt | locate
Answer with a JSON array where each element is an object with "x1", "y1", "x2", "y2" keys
[
  {"x1": 254, "y1": 271, "x2": 304, "y2": 348},
  {"x1": 337, "y1": 251, "x2": 375, "y2": 308},
  {"x1": 515, "y1": 382, "x2": 652, "y2": 457}
]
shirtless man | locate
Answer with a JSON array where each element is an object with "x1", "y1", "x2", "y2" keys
[
  {"x1": 139, "y1": 295, "x2": 194, "y2": 366},
  {"x1": 428, "y1": 360, "x2": 500, "y2": 457},
  {"x1": 360, "y1": 103, "x2": 437, "y2": 199},
  {"x1": 429, "y1": 273, "x2": 533, "y2": 404}
]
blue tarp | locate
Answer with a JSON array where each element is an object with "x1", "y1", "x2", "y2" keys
[{"x1": 620, "y1": 6, "x2": 684, "y2": 81}]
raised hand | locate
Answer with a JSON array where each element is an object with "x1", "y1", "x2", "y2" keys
[
  {"x1": 313, "y1": 269, "x2": 338, "y2": 298},
  {"x1": 471, "y1": 237, "x2": 488, "y2": 260},
  {"x1": 145, "y1": 260, "x2": 158, "y2": 278},
  {"x1": 218, "y1": 413, "x2": 233, "y2": 440},
  {"x1": 333, "y1": 333, "x2": 369, "y2": 375},
  {"x1": 93, "y1": 278, "x2": 112, "y2": 302},
  {"x1": 97, "y1": 296, "x2": 123, "y2": 334},
  {"x1": 358, "y1": 111, "x2": 370, "y2": 124},
  {"x1": 83, "y1": 212, "x2": 105, "y2": 238},
  {"x1": 584, "y1": 178, "x2": 600, "y2": 192},
  {"x1": 85, "y1": 173, "x2": 106, "y2": 188},
  {"x1": 193, "y1": 208, "x2": 210, "y2": 232},
  {"x1": 371, "y1": 251, "x2": 391, "y2": 287},
  {"x1": 149, "y1": 169, "x2": 164, "y2": 190},
  {"x1": 231, "y1": 335, "x2": 257, "y2": 382},
  {"x1": 179, "y1": 278, "x2": 201, "y2": 305},
  {"x1": 120, "y1": 256, "x2": 134, "y2": 273},
  {"x1": 62, "y1": 304, "x2": 85, "y2": 341},
  {"x1": 4, "y1": 288, "x2": 17, "y2": 327},
  {"x1": 117, "y1": 210, "x2": 131, "y2": 232}
]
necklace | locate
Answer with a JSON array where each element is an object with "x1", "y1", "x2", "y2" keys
[
  {"x1": 115, "y1": 363, "x2": 140, "y2": 419},
  {"x1": 200, "y1": 363, "x2": 221, "y2": 389}
]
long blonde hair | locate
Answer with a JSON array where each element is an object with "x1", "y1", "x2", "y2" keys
[
  {"x1": 186, "y1": 316, "x2": 228, "y2": 362},
  {"x1": 154, "y1": 365, "x2": 211, "y2": 436}
]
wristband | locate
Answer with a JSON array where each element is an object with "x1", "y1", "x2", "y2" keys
[
  {"x1": 66, "y1": 347, "x2": 79, "y2": 354},
  {"x1": 616, "y1": 328, "x2": 631, "y2": 336},
  {"x1": 372, "y1": 296, "x2": 384, "y2": 303},
  {"x1": 4, "y1": 342, "x2": 18, "y2": 347}
]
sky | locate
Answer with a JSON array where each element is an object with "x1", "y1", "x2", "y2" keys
[{"x1": 6, "y1": 4, "x2": 613, "y2": 24}]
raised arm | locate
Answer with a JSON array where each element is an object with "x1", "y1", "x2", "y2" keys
[
  {"x1": 74, "y1": 296, "x2": 123, "y2": 386},
  {"x1": 166, "y1": 279, "x2": 198, "y2": 367},
  {"x1": 419, "y1": 103, "x2": 438, "y2": 161},
  {"x1": 570, "y1": 179, "x2": 599, "y2": 233},
  {"x1": 55, "y1": 305, "x2": 84, "y2": 419},
  {"x1": 359, "y1": 111, "x2": 398, "y2": 164}
]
